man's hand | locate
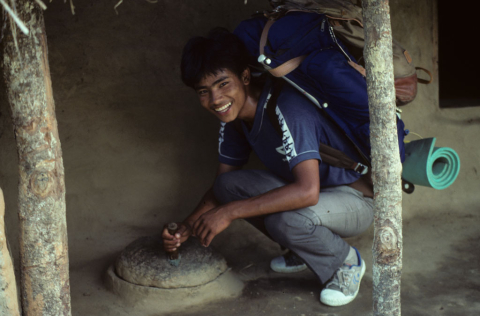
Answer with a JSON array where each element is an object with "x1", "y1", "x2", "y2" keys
[
  {"x1": 192, "y1": 206, "x2": 233, "y2": 247},
  {"x1": 162, "y1": 222, "x2": 192, "y2": 252}
]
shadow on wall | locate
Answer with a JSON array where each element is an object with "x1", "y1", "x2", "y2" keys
[{"x1": 39, "y1": 0, "x2": 270, "y2": 237}]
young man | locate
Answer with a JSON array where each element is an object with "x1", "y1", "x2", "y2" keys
[{"x1": 162, "y1": 29, "x2": 374, "y2": 307}]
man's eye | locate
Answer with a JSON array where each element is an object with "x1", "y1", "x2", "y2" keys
[
  {"x1": 197, "y1": 90, "x2": 207, "y2": 95},
  {"x1": 219, "y1": 81, "x2": 228, "y2": 88}
]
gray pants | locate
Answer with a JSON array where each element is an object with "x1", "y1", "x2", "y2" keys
[{"x1": 213, "y1": 169, "x2": 374, "y2": 284}]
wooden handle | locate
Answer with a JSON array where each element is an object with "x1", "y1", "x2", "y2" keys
[
  {"x1": 167, "y1": 222, "x2": 179, "y2": 260},
  {"x1": 167, "y1": 222, "x2": 178, "y2": 235}
]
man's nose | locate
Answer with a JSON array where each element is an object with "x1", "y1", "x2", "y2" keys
[{"x1": 211, "y1": 90, "x2": 223, "y2": 105}]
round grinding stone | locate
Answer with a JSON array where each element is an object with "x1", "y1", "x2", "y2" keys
[{"x1": 115, "y1": 235, "x2": 228, "y2": 289}]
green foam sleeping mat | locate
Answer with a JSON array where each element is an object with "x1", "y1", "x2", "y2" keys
[{"x1": 402, "y1": 137, "x2": 460, "y2": 190}]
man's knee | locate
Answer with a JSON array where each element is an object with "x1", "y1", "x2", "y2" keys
[
  {"x1": 213, "y1": 172, "x2": 238, "y2": 204},
  {"x1": 264, "y1": 212, "x2": 314, "y2": 247}
]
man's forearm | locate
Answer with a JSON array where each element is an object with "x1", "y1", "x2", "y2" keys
[
  {"x1": 225, "y1": 180, "x2": 319, "y2": 221},
  {"x1": 224, "y1": 160, "x2": 320, "y2": 221},
  {"x1": 191, "y1": 160, "x2": 320, "y2": 247}
]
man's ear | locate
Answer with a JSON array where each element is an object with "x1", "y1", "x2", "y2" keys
[{"x1": 241, "y1": 68, "x2": 251, "y2": 85}]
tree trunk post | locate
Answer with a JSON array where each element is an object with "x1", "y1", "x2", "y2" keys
[
  {"x1": 2, "y1": 2, "x2": 72, "y2": 315},
  {"x1": 361, "y1": 1, "x2": 403, "y2": 315},
  {"x1": 0, "y1": 188, "x2": 21, "y2": 316}
]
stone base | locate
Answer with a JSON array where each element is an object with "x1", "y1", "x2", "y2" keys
[
  {"x1": 115, "y1": 236, "x2": 228, "y2": 288},
  {"x1": 105, "y1": 265, "x2": 244, "y2": 314}
]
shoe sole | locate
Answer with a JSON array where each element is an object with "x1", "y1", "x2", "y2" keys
[
  {"x1": 270, "y1": 263, "x2": 308, "y2": 273},
  {"x1": 320, "y1": 259, "x2": 366, "y2": 307}
]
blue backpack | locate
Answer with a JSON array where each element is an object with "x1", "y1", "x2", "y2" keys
[{"x1": 234, "y1": 12, "x2": 407, "y2": 174}]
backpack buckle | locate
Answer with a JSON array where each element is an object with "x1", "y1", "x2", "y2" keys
[
  {"x1": 354, "y1": 163, "x2": 368, "y2": 175},
  {"x1": 258, "y1": 54, "x2": 272, "y2": 66}
]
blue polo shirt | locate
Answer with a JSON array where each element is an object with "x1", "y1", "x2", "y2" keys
[{"x1": 218, "y1": 80, "x2": 362, "y2": 187}]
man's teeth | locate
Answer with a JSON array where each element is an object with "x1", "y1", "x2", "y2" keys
[{"x1": 215, "y1": 102, "x2": 232, "y2": 112}]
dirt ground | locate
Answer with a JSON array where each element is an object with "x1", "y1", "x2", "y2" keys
[
  {"x1": 68, "y1": 212, "x2": 480, "y2": 316},
  {"x1": 0, "y1": 1, "x2": 479, "y2": 315}
]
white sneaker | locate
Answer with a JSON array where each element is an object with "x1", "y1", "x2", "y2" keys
[
  {"x1": 270, "y1": 250, "x2": 307, "y2": 273},
  {"x1": 320, "y1": 248, "x2": 366, "y2": 306}
]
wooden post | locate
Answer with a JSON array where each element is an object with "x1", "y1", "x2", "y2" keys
[
  {"x1": 0, "y1": 188, "x2": 21, "y2": 316},
  {"x1": 2, "y1": 2, "x2": 72, "y2": 315},
  {"x1": 361, "y1": 0, "x2": 403, "y2": 315}
]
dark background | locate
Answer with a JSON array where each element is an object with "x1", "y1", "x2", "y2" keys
[{"x1": 438, "y1": 1, "x2": 480, "y2": 107}]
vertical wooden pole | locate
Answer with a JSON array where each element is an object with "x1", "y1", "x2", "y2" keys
[
  {"x1": 0, "y1": 188, "x2": 21, "y2": 316},
  {"x1": 361, "y1": 0, "x2": 403, "y2": 315},
  {"x1": 2, "y1": 2, "x2": 72, "y2": 315}
]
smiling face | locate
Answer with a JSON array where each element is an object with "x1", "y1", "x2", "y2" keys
[{"x1": 194, "y1": 68, "x2": 253, "y2": 123}]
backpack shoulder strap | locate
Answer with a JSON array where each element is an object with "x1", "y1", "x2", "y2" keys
[
  {"x1": 259, "y1": 19, "x2": 306, "y2": 78},
  {"x1": 265, "y1": 78, "x2": 368, "y2": 175}
]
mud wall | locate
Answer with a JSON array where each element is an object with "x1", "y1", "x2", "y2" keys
[
  {"x1": 0, "y1": 0, "x2": 477, "y2": 275},
  {"x1": 390, "y1": 0, "x2": 479, "y2": 219}
]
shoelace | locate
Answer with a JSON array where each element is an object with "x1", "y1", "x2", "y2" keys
[{"x1": 327, "y1": 266, "x2": 354, "y2": 295}]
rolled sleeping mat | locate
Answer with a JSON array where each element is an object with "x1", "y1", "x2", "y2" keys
[{"x1": 402, "y1": 137, "x2": 460, "y2": 190}]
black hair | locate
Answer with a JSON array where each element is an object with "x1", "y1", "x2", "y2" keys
[{"x1": 180, "y1": 27, "x2": 251, "y2": 89}]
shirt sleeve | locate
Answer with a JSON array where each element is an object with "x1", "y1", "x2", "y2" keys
[
  {"x1": 218, "y1": 121, "x2": 251, "y2": 166},
  {"x1": 274, "y1": 98, "x2": 322, "y2": 170}
]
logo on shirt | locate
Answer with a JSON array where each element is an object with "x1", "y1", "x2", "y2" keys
[
  {"x1": 275, "y1": 146, "x2": 289, "y2": 161},
  {"x1": 218, "y1": 122, "x2": 226, "y2": 153},
  {"x1": 275, "y1": 106, "x2": 297, "y2": 163}
]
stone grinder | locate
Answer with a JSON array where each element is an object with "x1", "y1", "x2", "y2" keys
[{"x1": 105, "y1": 235, "x2": 243, "y2": 314}]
